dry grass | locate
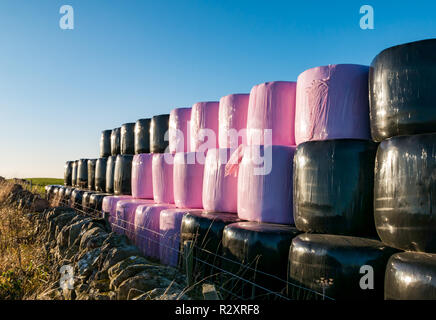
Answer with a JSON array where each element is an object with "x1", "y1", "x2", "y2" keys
[{"x1": 0, "y1": 180, "x2": 50, "y2": 300}]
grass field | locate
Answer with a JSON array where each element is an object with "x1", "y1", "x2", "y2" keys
[{"x1": 24, "y1": 178, "x2": 63, "y2": 195}]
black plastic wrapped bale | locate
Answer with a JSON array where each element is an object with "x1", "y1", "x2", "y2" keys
[
  {"x1": 180, "y1": 212, "x2": 242, "y2": 281},
  {"x1": 113, "y1": 155, "x2": 133, "y2": 195},
  {"x1": 87, "y1": 159, "x2": 97, "y2": 191},
  {"x1": 64, "y1": 161, "x2": 73, "y2": 186},
  {"x1": 111, "y1": 127, "x2": 121, "y2": 156},
  {"x1": 81, "y1": 191, "x2": 97, "y2": 213},
  {"x1": 77, "y1": 159, "x2": 88, "y2": 189},
  {"x1": 64, "y1": 187, "x2": 75, "y2": 204},
  {"x1": 95, "y1": 158, "x2": 107, "y2": 192},
  {"x1": 105, "y1": 156, "x2": 116, "y2": 193},
  {"x1": 221, "y1": 222, "x2": 301, "y2": 299},
  {"x1": 89, "y1": 193, "x2": 110, "y2": 213},
  {"x1": 150, "y1": 114, "x2": 170, "y2": 153},
  {"x1": 57, "y1": 187, "x2": 66, "y2": 205},
  {"x1": 374, "y1": 133, "x2": 436, "y2": 253},
  {"x1": 120, "y1": 123, "x2": 135, "y2": 155},
  {"x1": 71, "y1": 161, "x2": 78, "y2": 187},
  {"x1": 71, "y1": 189, "x2": 85, "y2": 210},
  {"x1": 288, "y1": 234, "x2": 399, "y2": 300},
  {"x1": 385, "y1": 252, "x2": 436, "y2": 300},
  {"x1": 293, "y1": 139, "x2": 378, "y2": 237},
  {"x1": 100, "y1": 130, "x2": 112, "y2": 157},
  {"x1": 369, "y1": 39, "x2": 436, "y2": 142},
  {"x1": 135, "y1": 118, "x2": 151, "y2": 154}
]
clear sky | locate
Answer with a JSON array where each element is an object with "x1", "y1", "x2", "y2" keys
[{"x1": 0, "y1": 0, "x2": 435, "y2": 178}]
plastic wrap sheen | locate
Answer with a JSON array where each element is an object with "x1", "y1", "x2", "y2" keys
[
  {"x1": 77, "y1": 159, "x2": 88, "y2": 189},
  {"x1": 135, "y1": 118, "x2": 151, "y2": 154},
  {"x1": 369, "y1": 39, "x2": 436, "y2": 141},
  {"x1": 293, "y1": 139, "x2": 378, "y2": 236},
  {"x1": 152, "y1": 153, "x2": 174, "y2": 204},
  {"x1": 219, "y1": 94, "x2": 249, "y2": 149},
  {"x1": 385, "y1": 252, "x2": 436, "y2": 300},
  {"x1": 111, "y1": 128, "x2": 121, "y2": 156},
  {"x1": 121, "y1": 123, "x2": 135, "y2": 155},
  {"x1": 113, "y1": 155, "x2": 133, "y2": 195},
  {"x1": 114, "y1": 199, "x2": 154, "y2": 238},
  {"x1": 169, "y1": 108, "x2": 191, "y2": 153},
  {"x1": 102, "y1": 195, "x2": 133, "y2": 223},
  {"x1": 64, "y1": 161, "x2": 73, "y2": 186},
  {"x1": 288, "y1": 234, "x2": 399, "y2": 300},
  {"x1": 173, "y1": 152, "x2": 205, "y2": 208},
  {"x1": 246, "y1": 81, "x2": 296, "y2": 146},
  {"x1": 131, "y1": 154, "x2": 154, "y2": 199},
  {"x1": 89, "y1": 193, "x2": 110, "y2": 213},
  {"x1": 295, "y1": 64, "x2": 371, "y2": 144},
  {"x1": 150, "y1": 114, "x2": 170, "y2": 153},
  {"x1": 105, "y1": 156, "x2": 116, "y2": 193},
  {"x1": 222, "y1": 222, "x2": 301, "y2": 299},
  {"x1": 100, "y1": 130, "x2": 112, "y2": 157},
  {"x1": 71, "y1": 161, "x2": 78, "y2": 187},
  {"x1": 190, "y1": 102, "x2": 219, "y2": 153},
  {"x1": 95, "y1": 158, "x2": 107, "y2": 192},
  {"x1": 202, "y1": 148, "x2": 237, "y2": 213},
  {"x1": 87, "y1": 159, "x2": 97, "y2": 191},
  {"x1": 374, "y1": 133, "x2": 436, "y2": 252},
  {"x1": 238, "y1": 145, "x2": 295, "y2": 224}
]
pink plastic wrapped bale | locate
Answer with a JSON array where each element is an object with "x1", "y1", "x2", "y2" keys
[
  {"x1": 159, "y1": 209, "x2": 203, "y2": 267},
  {"x1": 190, "y1": 101, "x2": 219, "y2": 154},
  {"x1": 173, "y1": 152, "x2": 205, "y2": 209},
  {"x1": 131, "y1": 154, "x2": 154, "y2": 199},
  {"x1": 102, "y1": 195, "x2": 132, "y2": 225},
  {"x1": 219, "y1": 94, "x2": 250, "y2": 149},
  {"x1": 237, "y1": 145, "x2": 296, "y2": 224},
  {"x1": 202, "y1": 148, "x2": 238, "y2": 213},
  {"x1": 152, "y1": 153, "x2": 175, "y2": 204},
  {"x1": 169, "y1": 107, "x2": 191, "y2": 153},
  {"x1": 246, "y1": 81, "x2": 296, "y2": 146},
  {"x1": 134, "y1": 204, "x2": 175, "y2": 260},
  {"x1": 115, "y1": 199, "x2": 154, "y2": 239},
  {"x1": 295, "y1": 64, "x2": 371, "y2": 144}
]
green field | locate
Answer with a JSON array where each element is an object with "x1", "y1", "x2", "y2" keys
[{"x1": 25, "y1": 178, "x2": 63, "y2": 186}]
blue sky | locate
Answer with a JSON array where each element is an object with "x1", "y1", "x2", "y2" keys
[{"x1": 0, "y1": 0, "x2": 435, "y2": 178}]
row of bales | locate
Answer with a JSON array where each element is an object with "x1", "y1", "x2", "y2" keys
[{"x1": 49, "y1": 39, "x2": 436, "y2": 300}]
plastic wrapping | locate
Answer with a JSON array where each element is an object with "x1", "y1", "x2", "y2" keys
[
  {"x1": 159, "y1": 209, "x2": 203, "y2": 267},
  {"x1": 246, "y1": 81, "x2": 296, "y2": 146},
  {"x1": 202, "y1": 148, "x2": 237, "y2": 213},
  {"x1": 293, "y1": 139, "x2": 378, "y2": 236},
  {"x1": 150, "y1": 114, "x2": 170, "y2": 153},
  {"x1": 219, "y1": 94, "x2": 250, "y2": 149},
  {"x1": 87, "y1": 159, "x2": 97, "y2": 191},
  {"x1": 374, "y1": 133, "x2": 436, "y2": 252},
  {"x1": 134, "y1": 204, "x2": 175, "y2": 260},
  {"x1": 221, "y1": 222, "x2": 301, "y2": 299},
  {"x1": 134, "y1": 118, "x2": 151, "y2": 154},
  {"x1": 120, "y1": 123, "x2": 135, "y2": 155},
  {"x1": 89, "y1": 193, "x2": 110, "y2": 213},
  {"x1": 95, "y1": 158, "x2": 107, "y2": 192},
  {"x1": 81, "y1": 191, "x2": 96, "y2": 213},
  {"x1": 131, "y1": 154, "x2": 154, "y2": 199},
  {"x1": 181, "y1": 212, "x2": 242, "y2": 279},
  {"x1": 77, "y1": 159, "x2": 88, "y2": 189},
  {"x1": 64, "y1": 161, "x2": 73, "y2": 186},
  {"x1": 369, "y1": 39, "x2": 436, "y2": 142},
  {"x1": 64, "y1": 187, "x2": 75, "y2": 203},
  {"x1": 114, "y1": 199, "x2": 154, "y2": 238},
  {"x1": 71, "y1": 161, "x2": 78, "y2": 187},
  {"x1": 288, "y1": 234, "x2": 399, "y2": 300},
  {"x1": 238, "y1": 145, "x2": 295, "y2": 224},
  {"x1": 102, "y1": 195, "x2": 133, "y2": 223},
  {"x1": 169, "y1": 108, "x2": 191, "y2": 153},
  {"x1": 100, "y1": 130, "x2": 112, "y2": 157},
  {"x1": 113, "y1": 155, "x2": 133, "y2": 195},
  {"x1": 70, "y1": 189, "x2": 86, "y2": 210},
  {"x1": 190, "y1": 101, "x2": 219, "y2": 153},
  {"x1": 173, "y1": 152, "x2": 205, "y2": 208},
  {"x1": 295, "y1": 64, "x2": 371, "y2": 145},
  {"x1": 105, "y1": 156, "x2": 116, "y2": 193},
  {"x1": 152, "y1": 153, "x2": 174, "y2": 204},
  {"x1": 111, "y1": 127, "x2": 121, "y2": 156},
  {"x1": 385, "y1": 252, "x2": 436, "y2": 300}
]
